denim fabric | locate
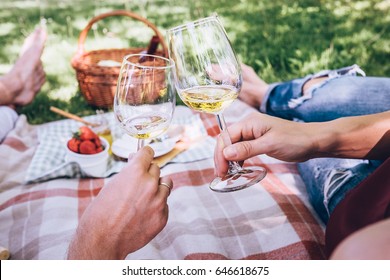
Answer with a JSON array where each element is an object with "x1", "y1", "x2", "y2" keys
[
  {"x1": 260, "y1": 66, "x2": 390, "y2": 223},
  {"x1": 298, "y1": 158, "x2": 383, "y2": 223}
]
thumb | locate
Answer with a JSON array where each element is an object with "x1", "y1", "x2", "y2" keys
[{"x1": 223, "y1": 140, "x2": 262, "y2": 161}]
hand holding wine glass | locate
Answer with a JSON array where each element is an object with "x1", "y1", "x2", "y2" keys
[
  {"x1": 167, "y1": 14, "x2": 266, "y2": 192},
  {"x1": 114, "y1": 54, "x2": 176, "y2": 152}
]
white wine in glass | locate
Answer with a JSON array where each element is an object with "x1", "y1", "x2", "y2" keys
[
  {"x1": 167, "y1": 14, "x2": 266, "y2": 192},
  {"x1": 114, "y1": 54, "x2": 176, "y2": 151}
]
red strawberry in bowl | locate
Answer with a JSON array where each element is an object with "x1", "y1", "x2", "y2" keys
[
  {"x1": 79, "y1": 126, "x2": 97, "y2": 141},
  {"x1": 93, "y1": 136, "x2": 102, "y2": 148},
  {"x1": 67, "y1": 138, "x2": 80, "y2": 153},
  {"x1": 65, "y1": 126, "x2": 110, "y2": 177},
  {"x1": 79, "y1": 140, "x2": 98, "y2": 154},
  {"x1": 67, "y1": 126, "x2": 104, "y2": 155}
]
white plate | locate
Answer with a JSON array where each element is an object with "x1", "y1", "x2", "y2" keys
[
  {"x1": 149, "y1": 139, "x2": 177, "y2": 157},
  {"x1": 111, "y1": 126, "x2": 183, "y2": 159}
]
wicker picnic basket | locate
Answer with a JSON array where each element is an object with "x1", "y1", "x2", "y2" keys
[{"x1": 71, "y1": 10, "x2": 168, "y2": 108}]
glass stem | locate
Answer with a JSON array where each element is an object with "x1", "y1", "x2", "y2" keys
[
  {"x1": 137, "y1": 139, "x2": 145, "y2": 151},
  {"x1": 216, "y1": 113, "x2": 242, "y2": 175}
]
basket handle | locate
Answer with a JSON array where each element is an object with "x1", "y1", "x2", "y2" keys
[{"x1": 76, "y1": 10, "x2": 168, "y2": 57}]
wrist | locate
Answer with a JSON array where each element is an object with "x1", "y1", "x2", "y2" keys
[
  {"x1": 309, "y1": 121, "x2": 340, "y2": 158},
  {"x1": 314, "y1": 117, "x2": 369, "y2": 159},
  {"x1": 67, "y1": 219, "x2": 124, "y2": 260}
]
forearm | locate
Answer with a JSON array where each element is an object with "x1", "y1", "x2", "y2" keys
[
  {"x1": 67, "y1": 221, "x2": 124, "y2": 260},
  {"x1": 314, "y1": 111, "x2": 390, "y2": 160}
]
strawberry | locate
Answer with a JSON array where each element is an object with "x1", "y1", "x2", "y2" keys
[
  {"x1": 67, "y1": 138, "x2": 80, "y2": 153},
  {"x1": 79, "y1": 140, "x2": 97, "y2": 154},
  {"x1": 68, "y1": 126, "x2": 104, "y2": 155},
  {"x1": 95, "y1": 146, "x2": 103, "y2": 153},
  {"x1": 93, "y1": 136, "x2": 102, "y2": 148},
  {"x1": 79, "y1": 126, "x2": 97, "y2": 141}
]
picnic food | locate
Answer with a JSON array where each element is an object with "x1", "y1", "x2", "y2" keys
[{"x1": 67, "y1": 126, "x2": 104, "y2": 154}]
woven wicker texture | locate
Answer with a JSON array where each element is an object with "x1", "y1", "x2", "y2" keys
[{"x1": 71, "y1": 10, "x2": 168, "y2": 108}]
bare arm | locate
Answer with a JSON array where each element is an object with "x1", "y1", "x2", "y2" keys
[
  {"x1": 214, "y1": 111, "x2": 390, "y2": 177},
  {"x1": 320, "y1": 111, "x2": 390, "y2": 159}
]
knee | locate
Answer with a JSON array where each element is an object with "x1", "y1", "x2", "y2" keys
[{"x1": 330, "y1": 219, "x2": 390, "y2": 260}]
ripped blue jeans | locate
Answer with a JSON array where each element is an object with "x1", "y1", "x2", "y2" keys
[{"x1": 260, "y1": 65, "x2": 390, "y2": 223}]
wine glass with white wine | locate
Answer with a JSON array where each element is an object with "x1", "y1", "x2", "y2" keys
[
  {"x1": 167, "y1": 14, "x2": 266, "y2": 192},
  {"x1": 114, "y1": 54, "x2": 176, "y2": 152}
]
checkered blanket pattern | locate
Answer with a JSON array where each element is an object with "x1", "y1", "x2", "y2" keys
[
  {"x1": 25, "y1": 110, "x2": 215, "y2": 183},
  {"x1": 0, "y1": 100, "x2": 326, "y2": 259}
]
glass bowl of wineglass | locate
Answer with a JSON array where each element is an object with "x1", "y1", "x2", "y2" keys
[
  {"x1": 167, "y1": 14, "x2": 266, "y2": 192},
  {"x1": 114, "y1": 54, "x2": 176, "y2": 153}
]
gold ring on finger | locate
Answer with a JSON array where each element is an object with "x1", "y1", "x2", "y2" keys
[{"x1": 159, "y1": 182, "x2": 172, "y2": 195}]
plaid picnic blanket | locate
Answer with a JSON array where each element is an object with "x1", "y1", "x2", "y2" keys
[{"x1": 0, "y1": 100, "x2": 326, "y2": 260}]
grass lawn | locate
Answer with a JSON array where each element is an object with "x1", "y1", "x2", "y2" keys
[{"x1": 1, "y1": 0, "x2": 389, "y2": 124}]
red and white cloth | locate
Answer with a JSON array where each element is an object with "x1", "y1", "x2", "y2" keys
[{"x1": 0, "y1": 100, "x2": 326, "y2": 259}]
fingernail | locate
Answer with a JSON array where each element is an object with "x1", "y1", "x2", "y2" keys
[{"x1": 224, "y1": 146, "x2": 237, "y2": 158}]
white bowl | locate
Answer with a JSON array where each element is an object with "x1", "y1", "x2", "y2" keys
[{"x1": 65, "y1": 137, "x2": 109, "y2": 177}]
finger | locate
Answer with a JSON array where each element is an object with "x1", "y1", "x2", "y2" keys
[
  {"x1": 148, "y1": 163, "x2": 160, "y2": 178},
  {"x1": 224, "y1": 122, "x2": 245, "y2": 144},
  {"x1": 128, "y1": 146, "x2": 154, "y2": 168},
  {"x1": 158, "y1": 177, "x2": 173, "y2": 198},
  {"x1": 214, "y1": 134, "x2": 229, "y2": 177},
  {"x1": 223, "y1": 139, "x2": 266, "y2": 162},
  {"x1": 225, "y1": 113, "x2": 268, "y2": 143}
]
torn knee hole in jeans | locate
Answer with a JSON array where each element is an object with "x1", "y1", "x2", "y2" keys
[
  {"x1": 287, "y1": 64, "x2": 366, "y2": 109},
  {"x1": 287, "y1": 77, "x2": 328, "y2": 108},
  {"x1": 287, "y1": 76, "x2": 330, "y2": 109},
  {"x1": 288, "y1": 93, "x2": 313, "y2": 109},
  {"x1": 323, "y1": 169, "x2": 353, "y2": 216}
]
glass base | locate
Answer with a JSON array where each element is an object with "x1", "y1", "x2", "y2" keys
[{"x1": 209, "y1": 166, "x2": 267, "y2": 192}]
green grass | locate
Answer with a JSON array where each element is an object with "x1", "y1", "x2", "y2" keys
[{"x1": 1, "y1": 0, "x2": 389, "y2": 124}]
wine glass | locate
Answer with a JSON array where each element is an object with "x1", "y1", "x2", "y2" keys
[
  {"x1": 167, "y1": 14, "x2": 266, "y2": 192},
  {"x1": 114, "y1": 54, "x2": 176, "y2": 152}
]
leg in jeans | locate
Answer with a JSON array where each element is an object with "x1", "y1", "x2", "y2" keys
[
  {"x1": 263, "y1": 76, "x2": 390, "y2": 121},
  {"x1": 261, "y1": 69, "x2": 390, "y2": 223},
  {"x1": 298, "y1": 158, "x2": 383, "y2": 224}
]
